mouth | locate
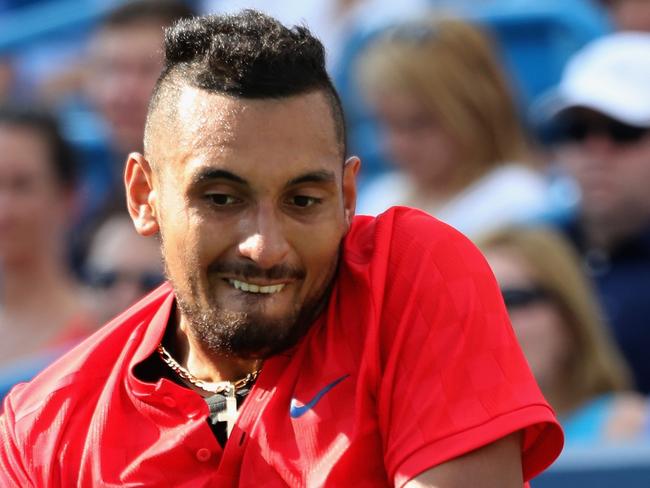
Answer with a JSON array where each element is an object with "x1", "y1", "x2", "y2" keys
[{"x1": 227, "y1": 278, "x2": 286, "y2": 295}]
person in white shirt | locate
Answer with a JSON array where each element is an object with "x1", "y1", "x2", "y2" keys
[{"x1": 355, "y1": 17, "x2": 552, "y2": 238}]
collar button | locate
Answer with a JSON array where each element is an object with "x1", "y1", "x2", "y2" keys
[{"x1": 196, "y1": 447, "x2": 212, "y2": 462}]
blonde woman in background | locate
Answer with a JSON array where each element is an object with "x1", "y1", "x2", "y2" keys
[
  {"x1": 477, "y1": 226, "x2": 647, "y2": 446},
  {"x1": 356, "y1": 17, "x2": 552, "y2": 238}
]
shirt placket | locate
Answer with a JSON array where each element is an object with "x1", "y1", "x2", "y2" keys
[
  {"x1": 150, "y1": 379, "x2": 226, "y2": 481},
  {"x1": 214, "y1": 353, "x2": 289, "y2": 482}
]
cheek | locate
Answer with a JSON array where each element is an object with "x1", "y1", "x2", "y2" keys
[
  {"x1": 90, "y1": 74, "x2": 120, "y2": 108},
  {"x1": 398, "y1": 128, "x2": 457, "y2": 177},
  {"x1": 510, "y1": 310, "x2": 545, "y2": 353},
  {"x1": 616, "y1": 150, "x2": 650, "y2": 186},
  {"x1": 158, "y1": 208, "x2": 198, "y2": 274},
  {"x1": 0, "y1": 192, "x2": 66, "y2": 259},
  {"x1": 297, "y1": 224, "x2": 343, "y2": 280},
  {"x1": 383, "y1": 129, "x2": 414, "y2": 168},
  {"x1": 511, "y1": 305, "x2": 570, "y2": 363},
  {"x1": 557, "y1": 147, "x2": 584, "y2": 175},
  {"x1": 21, "y1": 192, "x2": 65, "y2": 234},
  {"x1": 170, "y1": 213, "x2": 240, "y2": 282},
  {"x1": 616, "y1": 4, "x2": 650, "y2": 28},
  {"x1": 424, "y1": 131, "x2": 457, "y2": 165}
]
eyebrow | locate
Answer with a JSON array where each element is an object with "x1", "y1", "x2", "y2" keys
[
  {"x1": 286, "y1": 170, "x2": 336, "y2": 187},
  {"x1": 191, "y1": 169, "x2": 248, "y2": 187},
  {"x1": 190, "y1": 168, "x2": 337, "y2": 189}
]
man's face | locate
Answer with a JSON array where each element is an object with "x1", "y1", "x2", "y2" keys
[
  {"x1": 0, "y1": 125, "x2": 67, "y2": 265},
  {"x1": 86, "y1": 22, "x2": 165, "y2": 154},
  {"x1": 142, "y1": 88, "x2": 357, "y2": 358},
  {"x1": 86, "y1": 216, "x2": 164, "y2": 322},
  {"x1": 605, "y1": 0, "x2": 650, "y2": 31},
  {"x1": 371, "y1": 90, "x2": 459, "y2": 188},
  {"x1": 556, "y1": 109, "x2": 650, "y2": 225}
]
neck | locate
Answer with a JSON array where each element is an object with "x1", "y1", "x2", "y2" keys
[
  {"x1": 581, "y1": 212, "x2": 650, "y2": 251},
  {"x1": 166, "y1": 309, "x2": 262, "y2": 386}
]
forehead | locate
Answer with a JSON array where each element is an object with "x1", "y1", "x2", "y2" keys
[
  {"x1": 91, "y1": 22, "x2": 164, "y2": 61},
  {"x1": 0, "y1": 125, "x2": 51, "y2": 176},
  {"x1": 88, "y1": 217, "x2": 161, "y2": 270},
  {"x1": 484, "y1": 247, "x2": 534, "y2": 285},
  {"x1": 156, "y1": 87, "x2": 342, "y2": 182},
  {"x1": 375, "y1": 89, "x2": 424, "y2": 111}
]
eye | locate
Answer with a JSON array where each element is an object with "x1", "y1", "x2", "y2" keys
[
  {"x1": 290, "y1": 195, "x2": 321, "y2": 208},
  {"x1": 206, "y1": 193, "x2": 240, "y2": 206},
  {"x1": 10, "y1": 175, "x2": 36, "y2": 193}
]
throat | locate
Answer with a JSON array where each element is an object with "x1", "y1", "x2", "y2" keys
[{"x1": 162, "y1": 306, "x2": 264, "y2": 384}]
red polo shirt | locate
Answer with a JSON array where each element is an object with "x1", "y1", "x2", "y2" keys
[{"x1": 0, "y1": 207, "x2": 562, "y2": 487}]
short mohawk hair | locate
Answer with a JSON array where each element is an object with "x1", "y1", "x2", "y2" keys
[
  {"x1": 146, "y1": 10, "x2": 346, "y2": 154},
  {"x1": 162, "y1": 10, "x2": 329, "y2": 97}
]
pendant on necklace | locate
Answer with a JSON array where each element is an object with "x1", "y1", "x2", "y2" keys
[{"x1": 216, "y1": 385, "x2": 239, "y2": 437}]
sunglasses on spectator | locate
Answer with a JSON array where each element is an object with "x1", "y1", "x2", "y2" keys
[
  {"x1": 501, "y1": 286, "x2": 550, "y2": 310},
  {"x1": 555, "y1": 115, "x2": 650, "y2": 145},
  {"x1": 86, "y1": 270, "x2": 165, "y2": 291}
]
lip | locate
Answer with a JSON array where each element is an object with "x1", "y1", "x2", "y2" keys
[
  {"x1": 224, "y1": 278, "x2": 291, "y2": 295},
  {"x1": 220, "y1": 277, "x2": 293, "y2": 287}
]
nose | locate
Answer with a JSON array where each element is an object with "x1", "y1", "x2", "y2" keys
[
  {"x1": 580, "y1": 132, "x2": 616, "y2": 157},
  {"x1": 385, "y1": 127, "x2": 412, "y2": 162},
  {"x1": 238, "y1": 205, "x2": 290, "y2": 269}
]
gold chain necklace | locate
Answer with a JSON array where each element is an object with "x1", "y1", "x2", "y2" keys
[
  {"x1": 156, "y1": 344, "x2": 260, "y2": 395},
  {"x1": 157, "y1": 344, "x2": 261, "y2": 437}
]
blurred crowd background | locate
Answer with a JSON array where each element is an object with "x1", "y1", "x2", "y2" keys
[{"x1": 0, "y1": 0, "x2": 649, "y2": 485}]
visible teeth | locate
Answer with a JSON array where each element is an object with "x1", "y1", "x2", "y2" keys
[{"x1": 229, "y1": 279, "x2": 285, "y2": 294}]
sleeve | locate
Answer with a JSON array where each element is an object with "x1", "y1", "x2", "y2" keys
[
  {"x1": 372, "y1": 210, "x2": 563, "y2": 487},
  {"x1": 0, "y1": 389, "x2": 34, "y2": 488}
]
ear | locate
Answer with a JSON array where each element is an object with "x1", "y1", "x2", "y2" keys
[
  {"x1": 125, "y1": 152, "x2": 159, "y2": 236},
  {"x1": 342, "y1": 156, "x2": 361, "y2": 228}
]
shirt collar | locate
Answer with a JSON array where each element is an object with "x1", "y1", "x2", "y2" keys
[{"x1": 126, "y1": 282, "x2": 176, "y2": 398}]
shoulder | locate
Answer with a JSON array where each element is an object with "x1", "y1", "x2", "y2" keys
[
  {"x1": 342, "y1": 212, "x2": 563, "y2": 484},
  {"x1": 346, "y1": 206, "x2": 489, "y2": 277},
  {"x1": 461, "y1": 164, "x2": 549, "y2": 208},
  {"x1": 342, "y1": 207, "x2": 499, "y2": 341},
  {"x1": 2, "y1": 284, "x2": 173, "y2": 439},
  {"x1": 483, "y1": 164, "x2": 547, "y2": 189},
  {"x1": 348, "y1": 205, "x2": 471, "y2": 249},
  {"x1": 340, "y1": 207, "x2": 491, "y2": 341},
  {"x1": 439, "y1": 164, "x2": 552, "y2": 237}
]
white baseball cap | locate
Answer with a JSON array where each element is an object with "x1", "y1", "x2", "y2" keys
[{"x1": 536, "y1": 32, "x2": 650, "y2": 127}]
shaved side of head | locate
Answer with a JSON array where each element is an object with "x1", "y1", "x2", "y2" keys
[{"x1": 143, "y1": 10, "x2": 346, "y2": 170}]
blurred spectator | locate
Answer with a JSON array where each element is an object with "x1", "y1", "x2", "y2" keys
[
  {"x1": 84, "y1": 211, "x2": 164, "y2": 323},
  {"x1": 0, "y1": 105, "x2": 95, "y2": 365},
  {"x1": 355, "y1": 17, "x2": 552, "y2": 238},
  {"x1": 85, "y1": 0, "x2": 195, "y2": 159},
  {"x1": 478, "y1": 226, "x2": 647, "y2": 447},
  {"x1": 63, "y1": 0, "x2": 196, "y2": 272},
  {"x1": 538, "y1": 32, "x2": 650, "y2": 393},
  {"x1": 599, "y1": 0, "x2": 650, "y2": 31},
  {"x1": 0, "y1": 57, "x2": 16, "y2": 102},
  {"x1": 201, "y1": 0, "x2": 430, "y2": 72},
  {"x1": 82, "y1": 0, "x2": 196, "y2": 205}
]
